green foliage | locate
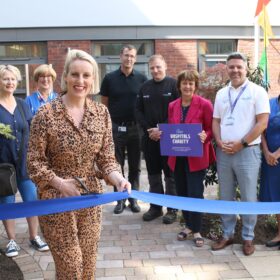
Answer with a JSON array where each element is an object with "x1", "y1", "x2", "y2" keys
[
  {"x1": 0, "y1": 123, "x2": 15, "y2": 140},
  {"x1": 265, "y1": 215, "x2": 278, "y2": 231},
  {"x1": 207, "y1": 217, "x2": 223, "y2": 241},
  {"x1": 246, "y1": 57, "x2": 270, "y2": 91}
]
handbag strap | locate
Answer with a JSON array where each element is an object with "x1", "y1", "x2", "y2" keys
[{"x1": 15, "y1": 98, "x2": 27, "y2": 165}]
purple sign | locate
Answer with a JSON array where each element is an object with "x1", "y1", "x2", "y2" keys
[{"x1": 159, "y1": 123, "x2": 203, "y2": 157}]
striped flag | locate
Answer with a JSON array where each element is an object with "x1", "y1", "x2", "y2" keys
[{"x1": 255, "y1": 0, "x2": 274, "y2": 89}]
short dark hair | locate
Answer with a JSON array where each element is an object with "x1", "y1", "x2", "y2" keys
[
  {"x1": 227, "y1": 52, "x2": 247, "y2": 63},
  {"x1": 120, "y1": 44, "x2": 137, "y2": 54},
  {"x1": 177, "y1": 70, "x2": 199, "y2": 96}
]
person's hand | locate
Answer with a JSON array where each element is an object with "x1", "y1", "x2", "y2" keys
[
  {"x1": 198, "y1": 130, "x2": 207, "y2": 143},
  {"x1": 57, "y1": 179, "x2": 81, "y2": 197},
  {"x1": 221, "y1": 141, "x2": 243, "y2": 155},
  {"x1": 116, "y1": 178, "x2": 131, "y2": 194},
  {"x1": 147, "y1": 127, "x2": 162, "y2": 141},
  {"x1": 264, "y1": 150, "x2": 279, "y2": 166}
]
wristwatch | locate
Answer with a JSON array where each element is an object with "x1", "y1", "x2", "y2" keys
[{"x1": 241, "y1": 138, "x2": 249, "y2": 148}]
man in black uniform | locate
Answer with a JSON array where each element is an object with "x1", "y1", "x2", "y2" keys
[
  {"x1": 100, "y1": 44, "x2": 147, "y2": 214},
  {"x1": 136, "y1": 54, "x2": 178, "y2": 224}
]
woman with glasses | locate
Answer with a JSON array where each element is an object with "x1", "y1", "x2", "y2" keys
[{"x1": 25, "y1": 64, "x2": 57, "y2": 115}]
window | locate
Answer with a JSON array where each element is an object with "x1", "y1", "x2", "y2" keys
[
  {"x1": 198, "y1": 40, "x2": 236, "y2": 70},
  {"x1": 0, "y1": 43, "x2": 47, "y2": 98},
  {"x1": 0, "y1": 43, "x2": 47, "y2": 59},
  {"x1": 92, "y1": 41, "x2": 154, "y2": 81}
]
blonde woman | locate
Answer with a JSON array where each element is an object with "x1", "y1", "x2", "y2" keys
[
  {"x1": 28, "y1": 50, "x2": 131, "y2": 279},
  {"x1": 25, "y1": 64, "x2": 57, "y2": 115},
  {"x1": 0, "y1": 65, "x2": 49, "y2": 257}
]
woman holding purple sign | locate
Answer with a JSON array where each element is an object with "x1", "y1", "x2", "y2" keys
[{"x1": 168, "y1": 70, "x2": 215, "y2": 247}]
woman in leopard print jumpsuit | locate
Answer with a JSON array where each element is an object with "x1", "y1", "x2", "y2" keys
[{"x1": 27, "y1": 49, "x2": 131, "y2": 280}]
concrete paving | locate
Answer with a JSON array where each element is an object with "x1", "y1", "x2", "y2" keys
[{"x1": 1, "y1": 161, "x2": 280, "y2": 280}]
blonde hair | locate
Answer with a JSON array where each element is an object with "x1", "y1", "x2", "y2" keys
[
  {"x1": 148, "y1": 54, "x2": 166, "y2": 65},
  {"x1": 0, "y1": 65, "x2": 22, "y2": 81},
  {"x1": 61, "y1": 49, "x2": 100, "y2": 95},
  {"x1": 33, "y1": 64, "x2": 57, "y2": 82}
]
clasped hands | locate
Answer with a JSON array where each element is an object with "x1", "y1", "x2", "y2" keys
[
  {"x1": 219, "y1": 140, "x2": 243, "y2": 155},
  {"x1": 147, "y1": 127, "x2": 207, "y2": 143}
]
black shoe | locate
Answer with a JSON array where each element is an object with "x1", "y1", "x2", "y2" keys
[
  {"x1": 114, "y1": 200, "x2": 126, "y2": 214},
  {"x1": 129, "y1": 199, "x2": 141, "y2": 213},
  {"x1": 143, "y1": 207, "x2": 163, "y2": 221},
  {"x1": 162, "y1": 210, "x2": 177, "y2": 224}
]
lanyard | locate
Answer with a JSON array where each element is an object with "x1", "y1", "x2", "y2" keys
[{"x1": 228, "y1": 83, "x2": 248, "y2": 114}]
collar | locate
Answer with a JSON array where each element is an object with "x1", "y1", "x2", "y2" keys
[
  {"x1": 229, "y1": 79, "x2": 248, "y2": 91},
  {"x1": 54, "y1": 95, "x2": 97, "y2": 116},
  {"x1": 118, "y1": 67, "x2": 134, "y2": 77}
]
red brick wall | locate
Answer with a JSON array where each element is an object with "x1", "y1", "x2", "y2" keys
[
  {"x1": 155, "y1": 40, "x2": 197, "y2": 78},
  {"x1": 238, "y1": 39, "x2": 280, "y2": 97},
  {"x1": 47, "y1": 40, "x2": 91, "y2": 93},
  {"x1": 28, "y1": 39, "x2": 279, "y2": 97}
]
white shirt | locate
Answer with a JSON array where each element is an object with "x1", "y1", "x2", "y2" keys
[{"x1": 213, "y1": 79, "x2": 270, "y2": 144}]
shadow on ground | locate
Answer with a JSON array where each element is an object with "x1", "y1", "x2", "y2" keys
[{"x1": 0, "y1": 250, "x2": 23, "y2": 280}]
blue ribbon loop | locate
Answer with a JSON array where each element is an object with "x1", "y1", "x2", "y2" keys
[{"x1": 0, "y1": 190, "x2": 279, "y2": 220}]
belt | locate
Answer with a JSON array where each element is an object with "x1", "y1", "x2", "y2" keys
[
  {"x1": 246, "y1": 144, "x2": 259, "y2": 148},
  {"x1": 114, "y1": 121, "x2": 137, "y2": 126}
]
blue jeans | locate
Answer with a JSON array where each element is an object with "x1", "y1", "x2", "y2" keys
[
  {"x1": 216, "y1": 146, "x2": 261, "y2": 240},
  {"x1": 0, "y1": 179, "x2": 37, "y2": 204}
]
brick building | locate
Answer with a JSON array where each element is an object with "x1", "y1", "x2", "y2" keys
[{"x1": 0, "y1": 0, "x2": 279, "y2": 98}]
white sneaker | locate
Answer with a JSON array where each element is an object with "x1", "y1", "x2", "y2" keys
[
  {"x1": 30, "y1": 235, "x2": 49, "y2": 252},
  {"x1": 5, "y1": 240, "x2": 20, "y2": 257}
]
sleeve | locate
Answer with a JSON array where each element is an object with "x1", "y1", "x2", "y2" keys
[
  {"x1": 95, "y1": 106, "x2": 121, "y2": 176},
  {"x1": 135, "y1": 85, "x2": 150, "y2": 131},
  {"x1": 255, "y1": 87, "x2": 270, "y2": 115},
  {"x1": 99, "y1": 75, "x2": 109, "y2": 97},
  {"x1": 168, "y1": 102, "x2": 173, "y2": 123},
  {"x1": 202, "y1": 99, "x2": 214, "y2": 143},
  {"x1": 27, "y1": 108, "x2": 56, "y2": 189},
  {"x1": 213, "y1": 90, "x2": 222, "y2": 119},
  {"x1": 172, "y1": 80, "x2": 179, "y2": 100}
]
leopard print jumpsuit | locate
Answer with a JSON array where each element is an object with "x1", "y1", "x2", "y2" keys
[{"x1": 28, "y1": 97, "x2": 120, "y2": 279}]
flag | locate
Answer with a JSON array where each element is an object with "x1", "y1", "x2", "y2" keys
[
  {"x1": 255, "y1": 0, "x2": 273, "y2": 90},
  {"x1": 255, "y1": 0, "x2": 270, "y2": 17},
  {"x1": 258, "y1": 5, "x2": 274, "y2": 46},
  {"x1": 259, "y1": 49, "x2": 268, "y2": 87}
]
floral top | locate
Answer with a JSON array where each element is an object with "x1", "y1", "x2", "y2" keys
[{"x1": 27, "y1": 96, "x2": 120, "y2": 199}]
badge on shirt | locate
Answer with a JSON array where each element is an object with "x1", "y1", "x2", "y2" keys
[
  {"x1": 225, "y1": 115, "x2": 235, "y2": 126},
  {"x1": 118, "y1": 126, "x2": 127, "y2": 132}
]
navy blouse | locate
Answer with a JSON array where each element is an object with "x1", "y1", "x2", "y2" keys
[{"x1": 0, "y1": 98, "x2": 32, "y2": 180}]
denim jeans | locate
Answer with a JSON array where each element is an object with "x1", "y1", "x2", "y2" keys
[
  {"x1": 216, "y1": 146, "x2": 261, "y2": 240},
  {"x1": 0, "y1": 179, "x2": 37, "y2": 204},
  {"x1": 112, "y1": 123, "x2": 141, "y2": 191}
]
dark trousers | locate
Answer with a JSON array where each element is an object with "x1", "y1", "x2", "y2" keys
[
  {"x1": 174, "y1": 157, "x2": 205, "y2": 233},
  {"x1": 142, "y1": 134, "x2": 177, "y2": 210},
  {"x1": 112, "y1": 123, "x2": 141, "y2": 192}
]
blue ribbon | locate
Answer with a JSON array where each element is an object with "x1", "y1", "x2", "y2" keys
[{"x1": 0, "y1": 190, "x2": 280, "y2": 220}]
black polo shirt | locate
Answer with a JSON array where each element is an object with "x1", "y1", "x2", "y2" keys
[{"x1": 100, "y1": 68, "x2": 147, "y2": 124}]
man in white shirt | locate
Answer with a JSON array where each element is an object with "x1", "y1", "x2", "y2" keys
[{"x1": 211, "y1": 52, "x2": 270, "y2": 256}]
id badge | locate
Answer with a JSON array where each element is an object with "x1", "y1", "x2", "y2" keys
[
  {"x1": 118, "y1": 126, "x2": 127, "y2": 132},
  {"x1": 225, "y1": 116, "x2": 234, "y2": 126}
]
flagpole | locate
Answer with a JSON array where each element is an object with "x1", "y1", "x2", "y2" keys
[{"x1": 254, "y1": 17, "x2": 259, "y2": 68}]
